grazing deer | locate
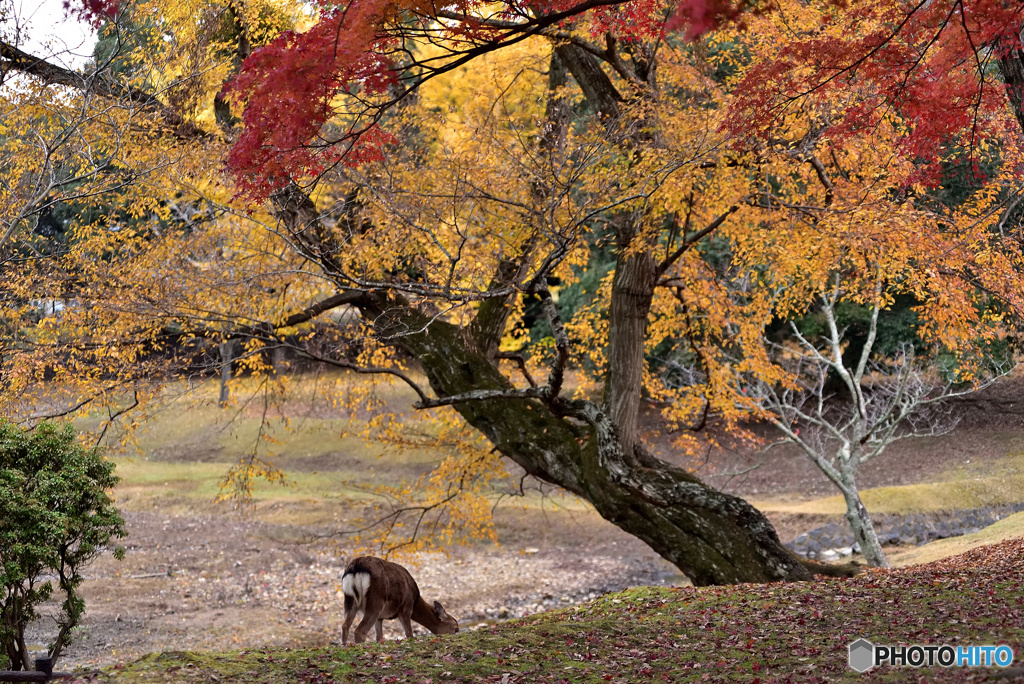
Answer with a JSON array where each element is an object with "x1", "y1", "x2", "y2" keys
[{"x1": 341, "y1": 556, "x2": 459, "y2": 645}]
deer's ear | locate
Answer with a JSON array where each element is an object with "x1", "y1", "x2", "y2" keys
[{"x1": 433, "y1": 601, "x2": 448, "y2": 619}]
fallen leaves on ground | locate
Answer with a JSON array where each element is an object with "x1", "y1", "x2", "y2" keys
[{"x1": 81, "y1": 539, "x2": 1024, "y2": 683}]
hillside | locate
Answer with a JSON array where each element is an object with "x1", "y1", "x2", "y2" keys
[{"x1": 76, "y1": 539, "x2": 1024, "y2": 683}]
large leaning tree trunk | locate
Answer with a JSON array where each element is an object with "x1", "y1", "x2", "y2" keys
[
  {"x1": 372, "y1": 297, "x2": 810, "y2": 586},
  {"x1": 2, "y1": 5, "x2": 839, "y2": 588}
]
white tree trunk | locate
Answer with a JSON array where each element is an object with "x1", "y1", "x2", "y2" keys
[{"x1": 842, "y1": 487, "x2": 889, "y2": 568}]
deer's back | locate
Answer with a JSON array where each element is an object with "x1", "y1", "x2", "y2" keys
[{"x1": 343, "y1": 556, "x2": 420, "y2": 620}]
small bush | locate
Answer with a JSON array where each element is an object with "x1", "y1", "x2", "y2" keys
[{"x1": 0, "y1": 421, "x2": 125, "y2": 670}]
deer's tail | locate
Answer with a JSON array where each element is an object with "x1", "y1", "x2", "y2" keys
[{"x1": 342, "y1": 569, "x2": 371, "y2": 610}]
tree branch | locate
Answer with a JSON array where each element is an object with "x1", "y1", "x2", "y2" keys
[
  {"x1": 414, "y1": 387, "x2": 548, "y2": 409},
  {"x1": 0, "y1": 41, "x2": 207, "y2": 140},
  {"x1": 656, "y1": 201, "x2": 744, "y2": 277},
  {"x1": 495, "y1": 352, "x2": 538, "y2": 388},
  {"x1": 0, "y1": 41, "x2": 157, "y2": 107},
  {"x1": 535, "y1": 286, "x2": 570, "y2": 400}
]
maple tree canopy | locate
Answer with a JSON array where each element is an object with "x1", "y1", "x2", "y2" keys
[
  {"x1": 10, "y1": 0, "x2": 1022, "y2": 584},
  {"x1": 209, "y1": 0, "x2": 1024, "y2": 195},
  {"x1": 69, "y1": 0, "x2": 1024, "y2": 186}
]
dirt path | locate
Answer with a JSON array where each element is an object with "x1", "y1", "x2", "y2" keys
[{"x1": 38, "y1": 508, "x2": 677, "y2": 670}]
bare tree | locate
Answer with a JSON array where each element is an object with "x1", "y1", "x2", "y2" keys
[{"x1": 747, "y1": 278, "x2": 1013, "y2": 568}]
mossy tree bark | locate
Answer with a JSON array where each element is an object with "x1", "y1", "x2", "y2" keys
[{"x1": 361, "y1": 298, "x2": 812, "y2": 586}]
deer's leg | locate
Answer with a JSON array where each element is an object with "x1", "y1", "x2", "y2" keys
[
  {"x1": 375, "y1": 619, "x2": 384, "y2": 643},
  {"x1": 399, "y1": 614, "x2": 414, "y2": 639},
  {"x1": 353, "y1": 605, "x2": 384, "y2": 644},
  {"x1": 342, "y1": 595, "x2": 357, "y2": 646}
]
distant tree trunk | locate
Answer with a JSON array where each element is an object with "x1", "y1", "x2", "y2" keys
[
  {"x1": 218, "y1": 339, "x2": 237, "y2": 408},
  {"x1": 16, "y1": 631, "x2": 29, "y2": 671},
  {"x1": 998, "y1": 28, "x2": 1024, "y2": 134},
  {"x1": 271, "y1": 344, "x2": 285, "y2": 375}
]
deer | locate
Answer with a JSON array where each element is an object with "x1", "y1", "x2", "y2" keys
[{"x1": 340, "y1": 556, "x2": 459, "y2": 645}]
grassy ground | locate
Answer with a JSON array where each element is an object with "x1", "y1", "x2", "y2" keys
[
  {"x1": 87, "y1": 374, "x2": 595, "y2": 527},
  {"x1": 79, "y1": 539, "x2": 1024, "y2": 684},
  {"x1": 92, "y1": 372, "x2": 1024, "y2": 559},
  {"x1": 97, "y1": 374, "x2": 1024, "y2": 523},
  {"x1": 887, "y1": 510, "x2": 1024, "y2": 567},
  {"x1": 751, "y1": 459, "x2": 1024, "y2": 517}
]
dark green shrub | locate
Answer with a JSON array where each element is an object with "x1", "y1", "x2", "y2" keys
[{"x1": 0, "y1": 422, "x2": 125, "y2": 670}]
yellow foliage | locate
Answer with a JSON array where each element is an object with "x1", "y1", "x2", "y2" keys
[{"x1": 5, "y1": 0, "x2": 1024, "y2": 557}]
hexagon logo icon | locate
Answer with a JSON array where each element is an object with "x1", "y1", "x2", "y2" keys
[{"x1": 849, "y1": 638, "x2": 875, "y2": 673}]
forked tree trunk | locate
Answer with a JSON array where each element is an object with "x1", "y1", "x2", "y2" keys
[{"x1": 366, "y1": 300, "x2": 812, "y2": 586}]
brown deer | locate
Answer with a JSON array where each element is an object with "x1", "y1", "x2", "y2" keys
[{"x1": 341, "y1": 556, "x2": 459, "y2": 645}]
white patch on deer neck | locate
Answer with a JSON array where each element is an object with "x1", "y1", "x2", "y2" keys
[{"x1": 342, "y1": 571, "x2": 371, "y2": 609}]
